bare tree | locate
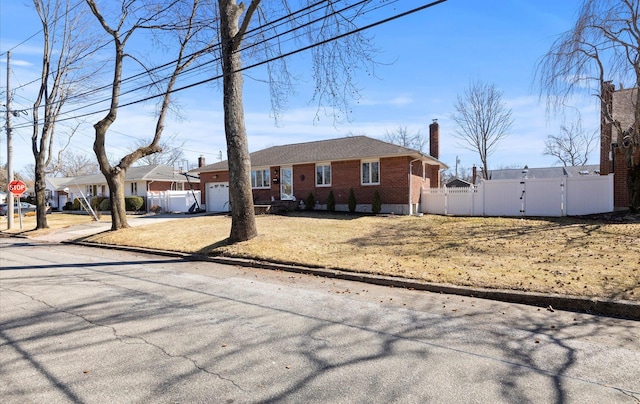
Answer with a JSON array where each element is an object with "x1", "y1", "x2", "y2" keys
[
  {"x1": 537, "y1": 0, "x2": 640, "y2": 211},
  {"x1": 129, "y1": 135, "x2": 186, "y2": 167},
  {"x1": 51, "y1": 150, "x2": 99, "y2": 177},
  {"x1": 450, "y1": 80, "x2": 513, "y2": 180},
  {"x1": 383, "y1": 126, "x2": 427, "y2": 152},
  {"x1": 544, "y1": 119, "x2": 597, "y2": 167},
  {"x1": 85, "y1": 0, "x2": 213, "y2": 230},
  {"x1": 30, "y1": 0, "x2": 98, "y2": 229}
]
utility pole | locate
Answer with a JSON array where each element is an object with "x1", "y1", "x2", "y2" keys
[{"x1": 6, "y1": 51, "x2": 14, "y2": 229}]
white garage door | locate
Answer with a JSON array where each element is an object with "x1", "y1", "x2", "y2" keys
[{"x1": 206, "y1": 182, "x2": 230, "y2": 212}]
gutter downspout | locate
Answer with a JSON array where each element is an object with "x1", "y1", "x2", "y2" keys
[
  {"x1": 409, "y1": 158, "x2": 420, "y2": 215},
  {"x1": 147, "y1": 181, "x2": 155, "y2": 213}
]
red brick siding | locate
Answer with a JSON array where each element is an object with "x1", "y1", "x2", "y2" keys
[
  {"x1": 146, "y1": 181, "x2": 200, "y2": 192},
  {"x1": 612, "y1": 147, "x2": 640, "y2": 208}
]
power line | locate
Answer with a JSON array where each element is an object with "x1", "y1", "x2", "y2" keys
[
  {"x1": 4, "y1": 0, "x2": 386, "y2": 124},
  {"x1": 6, "y1": 0, "x2": 446, "y2": 130}
]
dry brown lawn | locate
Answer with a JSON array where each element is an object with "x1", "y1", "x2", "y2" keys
[{"x1": 71, "y1": 211, "x2": 640, "y2": 302}]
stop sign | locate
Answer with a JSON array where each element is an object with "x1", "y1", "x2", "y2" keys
[{"x1": 8, "y1": 180, "x2": 27, "y2": 196}]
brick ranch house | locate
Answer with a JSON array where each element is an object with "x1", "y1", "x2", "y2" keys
[
  {"x1": 192, "y1": 122, "x2": 447, "y2": 215},
  {"x1": 600, "y1": 82, "x2": 640, "y2": 209}
]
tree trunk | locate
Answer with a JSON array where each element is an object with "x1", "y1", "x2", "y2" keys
[
  {"x1": 220, "y1": 0, "x2": 257, "y2": 243},
  {"x1": 105, "y1": 169, "x2": 129, "y2": 230},
  {"x1": 34, "y1": 156, "x2": 48, "y2": 229}
]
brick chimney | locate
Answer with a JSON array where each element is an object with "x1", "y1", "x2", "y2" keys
[
  {"x1": 198, "y1": 155, "x2": 206, "y2": 168},
  {"x1": 429, "y1": 119, "x2": 439, "y2": 159}
]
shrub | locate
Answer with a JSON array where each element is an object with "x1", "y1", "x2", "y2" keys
[
  {"x1": 326, "y1": 190, "x2": 336, "y2": 212},
  {"x1": 348, "y1": 188, "x2": 357, "y2": 213},
  {"x1": 150, "y1": 205, "x2": 162, "y2": 214},
  {"x1": 99, "y1": 198, "x2": 111, "y2": 211},
  {"x1": 71, "y1": 198, "x2": 81, "y2": 210},
  {"x1": 125, "y1": 196, "x2": 144, "y2": 212},
  {"x1": 304, "y1": 192, "x2": 315, "y2": 211},
  {"x1": 372, "y1": 190, "x2": 382, "y2": 214},
  {"x1": 63, "y1": 201, "x2": 72, "y2": 211},
  {"x1": 92, "y1": 197, "x2": 107, "y2": 210}
]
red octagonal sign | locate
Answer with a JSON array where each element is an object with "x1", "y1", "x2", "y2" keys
[{"x1": 8, "y1": 180, "x2": 27, "y2": 196}]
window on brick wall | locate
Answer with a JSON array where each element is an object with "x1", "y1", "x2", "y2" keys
[
  {"x1": 316, "y1": 163, "x2": 331, "y2": 186},
  {"x1": 361, "y1": 160, "x2": 380, "y2": 185},
  {"x1": 251, "y1": 169, "x2": 271, "y2": 189}
]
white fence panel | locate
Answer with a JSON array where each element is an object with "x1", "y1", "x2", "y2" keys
[
  {"x1": 421, "y1": 174, "x2": 614, "y2": 217},
  {"x1": 523, "y1": 178, "x2": 564, "y2": 217},
  {"x1": 565, "y1": 175, "x2": 614, "y2": 215},
  {"x1": 422, "y1": 189, "x2": 447, "y2": 214},
  {"x1": 446, "y1": 187, "x2": 476, "y2": 216},
  {"x1": 482, "y1": 180, "x2": 523, "y2": 216},
  {"x1": 146, "y1": 191, "x2": 201, "y2": 213}
]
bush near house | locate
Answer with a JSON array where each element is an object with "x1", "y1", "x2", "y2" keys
[
  {"x1": 372, "y1": 190, "x2": 382, "y2": 214},
  {"x1": 99, "y1": 198, "x2": 111, "y2": 211},
  {"x1": 125, "y1": 196, "x2": 145, "y2": 212},
  {"x1": 327, "y1": 190, "x2": 336, "y2": 212},
  {"x1": 348, "y1": 188, "x2": 357, "y2": 213},
  {"x1": 92, "y1": 197, "x2": 107, "y2": 210},
  {"x1": 305, "y1": 192, "x2": 315, "y2": 211},
  {"x1": 71, "y1": 198, "x2": 82, "y2": 210}
]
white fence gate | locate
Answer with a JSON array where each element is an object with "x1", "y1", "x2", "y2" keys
[
  {"x1": 421, "y1": 175, "x2": 614, "y2": 217},
  {"x1": 146, "y1": 190, "x2": 201, "y2": 213}
]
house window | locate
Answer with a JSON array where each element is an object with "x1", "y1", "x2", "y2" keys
[
  {"x1": 316, "y1": 163, "x2": 331, "y2": 186},
  {"x1": 251, "y1": 169, "x2": 271, "y2": 189},
  {"x1": 131, "y1": 182, "x2": 138, "y2": 195},
  {"x1": 361, "y1": 160, "x2": 380, "y2": 185}
]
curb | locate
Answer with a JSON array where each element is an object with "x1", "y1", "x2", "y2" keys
[{"x1": 70, "y1": 240, "x2": 640, "y2": 321}]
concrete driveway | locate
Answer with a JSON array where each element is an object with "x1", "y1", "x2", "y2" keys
[{"x1": 1, "y1": 238, "x2": 639, "y2": 403}]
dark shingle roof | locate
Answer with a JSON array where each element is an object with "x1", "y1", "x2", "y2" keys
[
  {"x1": 193, "y1": 136, "x2": 446, "y2": 172},
  {"x1": 47, "y1": 164, "x2": 196, "y2": 189}
]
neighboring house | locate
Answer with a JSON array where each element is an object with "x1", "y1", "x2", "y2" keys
[
  {"x1": 600, "y1": 82, "x2": 640, "y2": 209},
  {"x1": 446, "y1": 178, "x2": 473, "y2": 188},
  {"x1": 45, "y1": 164, "x2": 200, "y2": 210},
  {"x1": 192, "y1": 125, "x2": 447, "y2": 215},
  {"x1": 483, "y1": 165, "x2": 600, "y2": 182},
  {"x1": 0, "y1": 191, "x2": 6, "y2": 204}
]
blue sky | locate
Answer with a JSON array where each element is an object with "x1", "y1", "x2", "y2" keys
[{"x1": 1, "y1": 0, "x2": 600, "y2": 177}]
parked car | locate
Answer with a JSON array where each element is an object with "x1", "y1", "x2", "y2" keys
[{"x1": 0, "y1": 202, "x2": 50, "y2": 216}]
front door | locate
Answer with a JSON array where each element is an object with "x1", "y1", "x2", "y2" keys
[{"x1": 280, "y1": 167, "x2": 293, "y2": 200}]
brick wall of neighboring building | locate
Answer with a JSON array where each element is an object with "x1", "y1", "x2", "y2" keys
[
  {"x1": 613, "y1": 148, "x2": 630, "y2": 207},
  {"x1": 600, "y1": 82, "x2": 637, "y2": 208},
  {"x1": 146, "y1": 181, "x2": 200, "y2": 192}
]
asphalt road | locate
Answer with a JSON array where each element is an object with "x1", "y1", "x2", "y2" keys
[{"x1": 1, "y1": 238, "x2": 639, "y2": 403}]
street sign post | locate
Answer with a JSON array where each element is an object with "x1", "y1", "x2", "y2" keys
[
  {"x1": 8, "y1": 180, "x2": 27, "y2": 196},
  {"x1": 7, "y1": 180, "x2": 27, "y2": 230}
]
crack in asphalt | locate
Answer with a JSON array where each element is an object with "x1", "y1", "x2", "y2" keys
[{"x1": 1, "y1": 286, "x2": 248, "y2": 393}]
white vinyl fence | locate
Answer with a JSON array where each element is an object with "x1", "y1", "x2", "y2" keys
[
  {"x1": 146, "y1": 191, "x2": 201, "y2": 213},
  {"x1": 422, "y1": 175, "x2": 614, "y2": 217}
]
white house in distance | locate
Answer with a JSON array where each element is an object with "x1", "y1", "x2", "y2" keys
[{"x1": 45, "y1": 164, "x2": 200, "y2": 211}]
